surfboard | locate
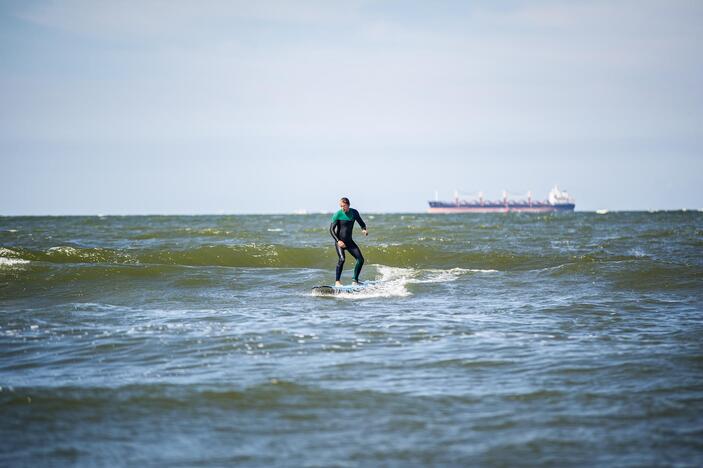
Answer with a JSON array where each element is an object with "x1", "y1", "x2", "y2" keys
[{"x1": 311, "y1": 282, "x2": 375, "y2": 296}]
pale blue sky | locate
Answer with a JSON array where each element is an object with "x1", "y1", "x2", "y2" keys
[{"x1": 2, "y1": 0, "x2": 702, "y2": 214}]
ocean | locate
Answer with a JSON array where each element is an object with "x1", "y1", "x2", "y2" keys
[{"x1": 1, "y1": 212, "x2": 702, "y2": 466}]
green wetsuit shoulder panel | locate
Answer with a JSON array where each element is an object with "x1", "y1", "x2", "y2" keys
[{"x1": 331, "y1": 209, "x2": 354, "y2": 222}]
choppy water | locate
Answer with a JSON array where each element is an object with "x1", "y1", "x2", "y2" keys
[{"x1": 1, "y1": 212, "x2": 702, "y2": 466}]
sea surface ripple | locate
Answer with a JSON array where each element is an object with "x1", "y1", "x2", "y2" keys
[{"x1": 1, "y1": 212, "x2": 702, "y2": 466}]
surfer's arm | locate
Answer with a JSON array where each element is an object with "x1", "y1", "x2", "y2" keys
[
  {"x1": 329, "y1": 220, "x2": 340, "y2": 242},
  {"x1": 353, "y1": 209, "x2": 368, "y2": 234}
]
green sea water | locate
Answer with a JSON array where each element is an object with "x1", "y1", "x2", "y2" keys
[{"x1": 1, "y1": 212, "x2": 702, "y2": 466}]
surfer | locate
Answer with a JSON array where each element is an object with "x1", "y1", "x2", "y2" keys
[{"x1": 330, "y1": 197, "x2": 368, "y2": 286}]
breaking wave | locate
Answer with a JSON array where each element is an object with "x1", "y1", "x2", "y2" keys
[{"x1": 0, "y1": 243, "x2": 663, "y2": 271}]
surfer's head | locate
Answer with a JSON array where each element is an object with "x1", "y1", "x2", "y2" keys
[{"x1": 339, "y1": 197, "x2": 350, "y2": 212}]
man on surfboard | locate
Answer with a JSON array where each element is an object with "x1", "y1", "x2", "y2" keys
[{"x1": 330, "y1": 197, "x2": 368, "y2": 286}]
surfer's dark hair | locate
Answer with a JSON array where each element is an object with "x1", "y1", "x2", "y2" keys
[{"x1": 340, "y1": 197, "x2": 350, "y2": 205}]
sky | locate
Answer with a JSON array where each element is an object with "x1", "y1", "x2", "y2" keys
[{"x1": 1, "y1": 0, "x2": 702, "y2": 214}]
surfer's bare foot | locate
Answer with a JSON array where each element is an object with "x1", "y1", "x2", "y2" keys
[
  {"x1": 352, "y1": 281, "x2": 361, "y2": 286},
  {"x1": 335, "y1": 281, "x2": 343, "y2": 287}
]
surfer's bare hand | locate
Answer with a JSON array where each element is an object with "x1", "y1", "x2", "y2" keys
[
  {"x1": 362, "y1": 229, "x2": 368, "y2": 236},
  {"x1": 337, "y1": 240, "x2": 346, "y2": 248}
]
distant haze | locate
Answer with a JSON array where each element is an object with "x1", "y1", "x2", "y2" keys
[{"x1": 2, "y1": 0, "x2": 702, "y2": 214}]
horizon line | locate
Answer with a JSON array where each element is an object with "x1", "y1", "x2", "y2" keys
[{"x1": 2, "y1": 209, "x2": 703, "y2": 217}]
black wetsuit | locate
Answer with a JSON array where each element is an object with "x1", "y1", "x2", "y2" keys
[{"x1": 329, "y1": 208, "x2": 367, "y2": 282}]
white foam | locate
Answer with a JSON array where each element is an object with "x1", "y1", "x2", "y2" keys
[
  {"x1": 0, "y1": 247, "x2": 27, "y2": 267},
  {"x1": 312, "y1": 265, "x2": 499, "y2": 300},
  {"x1": 334, "y1": 265, "x2": 498, "y2": 299},
  {"x1": 417, "y1": 236, "x2": 450, "y2": 242},
  {"x1": 376, "y1": 265, "x2": 497, "y2": 285},
  {"x1": 376, "y1": 265, "x2": 414, "y2": 282},
  {"x1": 0, "y1": 257, "x2": 29, "y2": 267},
  {"x1": 47, "y1": 246, "x2": 78, "y2": 254},
  {"x1": 333, "y1": 279, "x2": 411, "y2": 299},
  {"x1": 627, "y1": 247, "x2": 647, "y2": 258},
  {"x1": 416, "y1": 267, "x2": 498, "y2": 283},
  {"x1": 267, "y1": 228, "x2": 283, "y2": 232},
  {"x1": 0, "y1": 247, "x2": 18, "y2": 256}
]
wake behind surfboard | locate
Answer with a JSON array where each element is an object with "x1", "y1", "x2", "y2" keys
[{"x1": 311, "y1": 282, "x2": 377, "y2": 296}]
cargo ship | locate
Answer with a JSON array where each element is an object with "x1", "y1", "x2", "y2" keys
[{"x1": 428, "y1": 186, "x2": 575, "y2": 213}]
